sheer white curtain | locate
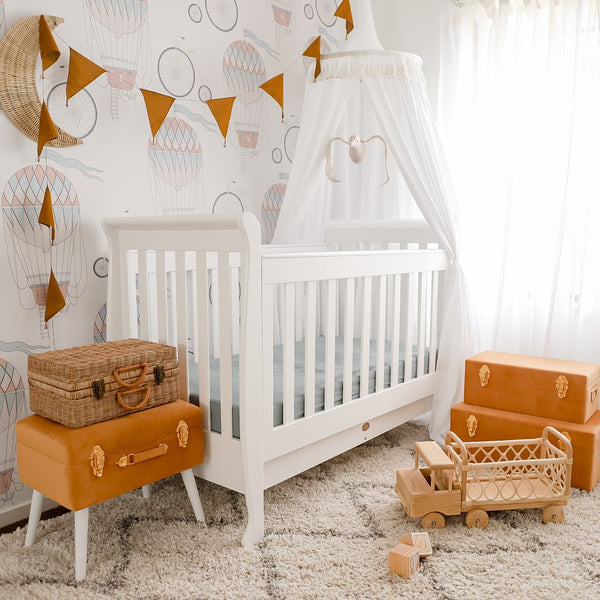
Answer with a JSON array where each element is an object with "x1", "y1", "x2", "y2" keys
[
  {"x1": 439, "y1": 0, "x2": 600, "y2": 361},
  {"x1": 273, "y1": 52, "x2": 478, "y2": 442}
]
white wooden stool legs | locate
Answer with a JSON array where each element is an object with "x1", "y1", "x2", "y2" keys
[
  {"x1": 181, "y1": 468, "x2": 205, "y2": 522},
  {"x1": 74, "y1": 508, "x2": 89, "y2": 582},
  {"x1": 24, "y1": 489, "x2": 43, "y2": 547},
  {"x1": 24, "y1": 471, "x2": 205, "y2": 581}
]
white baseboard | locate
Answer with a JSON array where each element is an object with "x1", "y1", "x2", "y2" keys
[{"x1": 0, "y1": 497, "x2": 59, "y2": 530}]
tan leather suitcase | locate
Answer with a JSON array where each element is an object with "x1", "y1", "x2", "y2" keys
[
  {"x1": 16, "y1": 400, "x2": 203, "y2": 511},
  {"x1": 464, "y1": 351, "x2": 600, "y2": 424},
  {"x1": 28, "y1": 339, "x2": 179, "y2": 428},
  {"x1": 450, "y1": 401, "x2": 600, "y2": 491}
]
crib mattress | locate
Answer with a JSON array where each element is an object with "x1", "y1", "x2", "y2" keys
[{"x1": 188, "y1": 336, "x2": 430, "y2": 438}]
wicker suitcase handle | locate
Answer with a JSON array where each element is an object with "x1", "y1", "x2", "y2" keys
[
  {"x1": 116, "y1": 385, "x2": 150, "y2": 411},
  {"x1": 113, "y1": 362, "x2": 147, "y2": 388}
]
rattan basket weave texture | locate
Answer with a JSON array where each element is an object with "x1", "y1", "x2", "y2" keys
[{"x1": 28, "y1": 339, "x2": 180, "y2": 428}]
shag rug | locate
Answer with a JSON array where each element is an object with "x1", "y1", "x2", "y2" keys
[{"x1": 1, "y1": 420, "x2": 599, "y2": 600}]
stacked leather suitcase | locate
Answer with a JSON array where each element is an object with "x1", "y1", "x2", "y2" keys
[{"x1": 450, "y1": 351, "x2": 600, "y2": 491}]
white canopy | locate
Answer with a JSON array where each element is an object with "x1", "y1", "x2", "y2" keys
[{"x1": 272, "y1": 36, "x2": 477, "y2": 443}]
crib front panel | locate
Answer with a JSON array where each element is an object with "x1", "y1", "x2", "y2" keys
[{"x1": 260, "y1": 248, "x2": 448, "y2": 440}]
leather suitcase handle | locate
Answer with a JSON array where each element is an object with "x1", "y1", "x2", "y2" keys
[
  {"x1": 117, "y1": 443, "x2": 168, "y2": 467},
  {"x1": 113, "y1": 362, "x2": 147, "y2": 388},
  {"x1": 116, "y1": 384, "x2": 150, "y2": 411}
]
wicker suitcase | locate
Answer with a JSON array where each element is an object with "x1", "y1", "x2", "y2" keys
[
  {"x1": 450, "y1": 401, "x2": 600, "y2": 491},
  {"x1": 28, "y1": 339, "x2": 179, "y2": 428},
  {"x1": 16, "y1": 400, "x2": 203, "y2": 512},
  {"x1": 464, "y1": 351, "x2": 600, "y2": 424}
]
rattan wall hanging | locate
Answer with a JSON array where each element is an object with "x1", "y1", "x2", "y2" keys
[{"x1": 0, "y1": 15, "x2": 81, "y2": 148}]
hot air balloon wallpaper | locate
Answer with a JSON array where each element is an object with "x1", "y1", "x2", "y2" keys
[
  {"x1": 93, "y1": 302, "x2": 107, "y2": 343},
  {"x1": 1, "y1": 165, "x2": 86, "y2": 339},
  {"x1": 148, "y1": 116, "x2": 204, "y2": 215},
  {"x1": 266, "y1": 0, "x2": 301, "y2": 47},
  {"x1": 261, "y1": 180, "x2": 286, "y2": 243},
  {"x1": 0, "y1": 358, "x2": 26, "y2": 507},
  {"x1": 223, "y1": 40, "x2": 269, "y2": 171},
  {"x1": 84, "y1": 0, "x2": 150, "y2": 119}
]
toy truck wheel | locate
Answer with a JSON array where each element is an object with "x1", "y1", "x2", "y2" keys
[
  {"x1": 542, "y1": 505, "x2": 564, "y2": 524},
  {"x1": 465, "y1": 509, "x2": 489, "y2": 528},
  {"x1": 421, "y1": 512, "x2": 445, "y2": 529}
]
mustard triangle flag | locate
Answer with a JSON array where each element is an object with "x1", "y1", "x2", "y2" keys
[
  {"x1": 44, "y1": 269, "x2": 66, "y2": 324},
  {"x1": 334, "y1": 0, "x2": 354, "y2": 38},
  {"x1": 38, "y1": 186, "x2": 56, "y2": 243},
  {"x1": 140, "y1": 89, "x2": 176, "y2": 139},
  {"x1": 302, "y1": 36, "x2": 322, "y2": 81},
  {"x1": 39, "y1": 15, "x2": 60, "y2": 74},
  {"x1": 66, "y1": 48, "x2": 106, "y2": 105},
  {"x1": 38, "y1": 101, "x2": 58, "y2": 160},
  {"x1": 206, "y1": 97, "x2": 236, "y2": 146},
  {"x1": 260, "y1": 74, "x2": 284, "y2": 121}
]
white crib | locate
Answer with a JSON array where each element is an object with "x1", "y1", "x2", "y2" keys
[{"x1": 103, "y1": 213, "x2": 448, "y2": 545}]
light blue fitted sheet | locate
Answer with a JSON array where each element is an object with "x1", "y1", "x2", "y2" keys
[{"x1": 188, "y1": 336, "x2": 430, "y2": 438}]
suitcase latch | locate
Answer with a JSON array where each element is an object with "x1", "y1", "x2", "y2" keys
[
  {"x1": 92, "y1": 379, "x2": 105, "y2": 400},
  {"x1": 555, "y1": 375, "x2": 569, "y2": 399},
  {"x1": 154, "y1": 365, "x2": 165, "y2": 385},
  {"x1": 90, "y1": 445, "x2": 106, "y2": 477},
  {"x1": 176, "y1": 419, "x2": 189, "y2": 448},
  {"x1": 478, "y1": 365, "x2": 490, "y2": 387},
  {"x1": 467, "y1": 414, "x2": 478, "y2": 437}
]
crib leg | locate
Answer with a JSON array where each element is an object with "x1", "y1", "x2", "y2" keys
[{"x1": 241, "y1": 486, "x2": 264, "y2": 547}]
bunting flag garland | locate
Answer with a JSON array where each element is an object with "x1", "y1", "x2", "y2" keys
[
  {"x1": 38, "y1": 186, "x2": 56, "y2": 244},
  {"x1": 260, "y1": 74, "x2": 284, "y2": 122},
  {"x1": 302, "y1": 36, "x2": 322, "y2": 82},
  {"x1": 44, "y1": 269, "x2": 66, "y2": 324},
  {"x1": 37, "y1": 101, "x2": 58, "y2": 160},
  {"x1": 334, "y1": 0, "x2": 354, "y2": 38},
  {"x1": 206, "y1": 97, "x2": 236, "y2": 146},
  {"x1": 39, "y1": 15, "x2": 60, "y2": 74},
  {"x1": 66, "y1": 48, "x2": 106, "y2": 105},
  {"x1": 140, "y1": 89, "x2": 176, "y2": 140}
]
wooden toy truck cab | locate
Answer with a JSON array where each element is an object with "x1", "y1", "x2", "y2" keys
[
  {"x1": 395, "y1": 440, "x2": 462, "y2": 529},
  {"x1": 395, "y1": 427, "x2": 572, "y2": 529}
]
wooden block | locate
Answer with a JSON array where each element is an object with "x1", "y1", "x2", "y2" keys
[
  {"x1": 414, "y1": 441, "x2": 453, "y2": 470},
  {"x1": 399, "y1": 532, "x2": 433, "y2": 558},
  {"x1": 389, "y1": 542, "x2": 420, "y2": 578}
]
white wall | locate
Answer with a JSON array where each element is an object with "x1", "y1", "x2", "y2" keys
[{"x1": 373, "y1": 0, "x2": 441, "y2": 112}]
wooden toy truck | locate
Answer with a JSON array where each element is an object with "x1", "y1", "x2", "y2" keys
[{"x1": 395, "y1": 426, "x2": 573, "y2": 528}]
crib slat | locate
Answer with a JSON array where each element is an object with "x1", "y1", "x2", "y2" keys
[
  {"x1": 404, "y1": 272, "x2": 417, "y2": 382},
  {"x1": 262, "y1": 284, "x2": 274, "y2": 431},
  {"x1": 283, "y1": 282, "x2": 295, "y2": 424},
  {"x1": 429, "y1": 271, "x2": 439, "y2": 374},
  {"x1": 155, "y1": 250, "x2": 168, "y2": 344},
  {"x1": 325, "y1": 279, "x2": 336, "y2": 411},
  {"x1": 343, "y1": 278, "x2": 355, "y2": 404},
  {"x1": 376, "y1": 275, "x2": 386, "y2": 393},
  {"x1": 360, "y1": 276, "x2": 372, "y2": 397},
  {"x1": 218, "y1": 252, "x2": 233, "y2": 439},
  {"x1": 175, "y1": 251, "x2": 189, "y2": 403},
  {"x1": 390, "y1": 274, "x2": 401, "y2": 386},
  {"x1": 417, "y1": 272, "x2": 428, "y2": 378},
  {"x1": 305, "y1": 281, "x2": 317, "y2": 417},
  {"x1": 195, "y1": 252, "x2": 210, "y2": 429},
  {"x1": 137, "y1": 250, "x2": 150, "y2": 341}
]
